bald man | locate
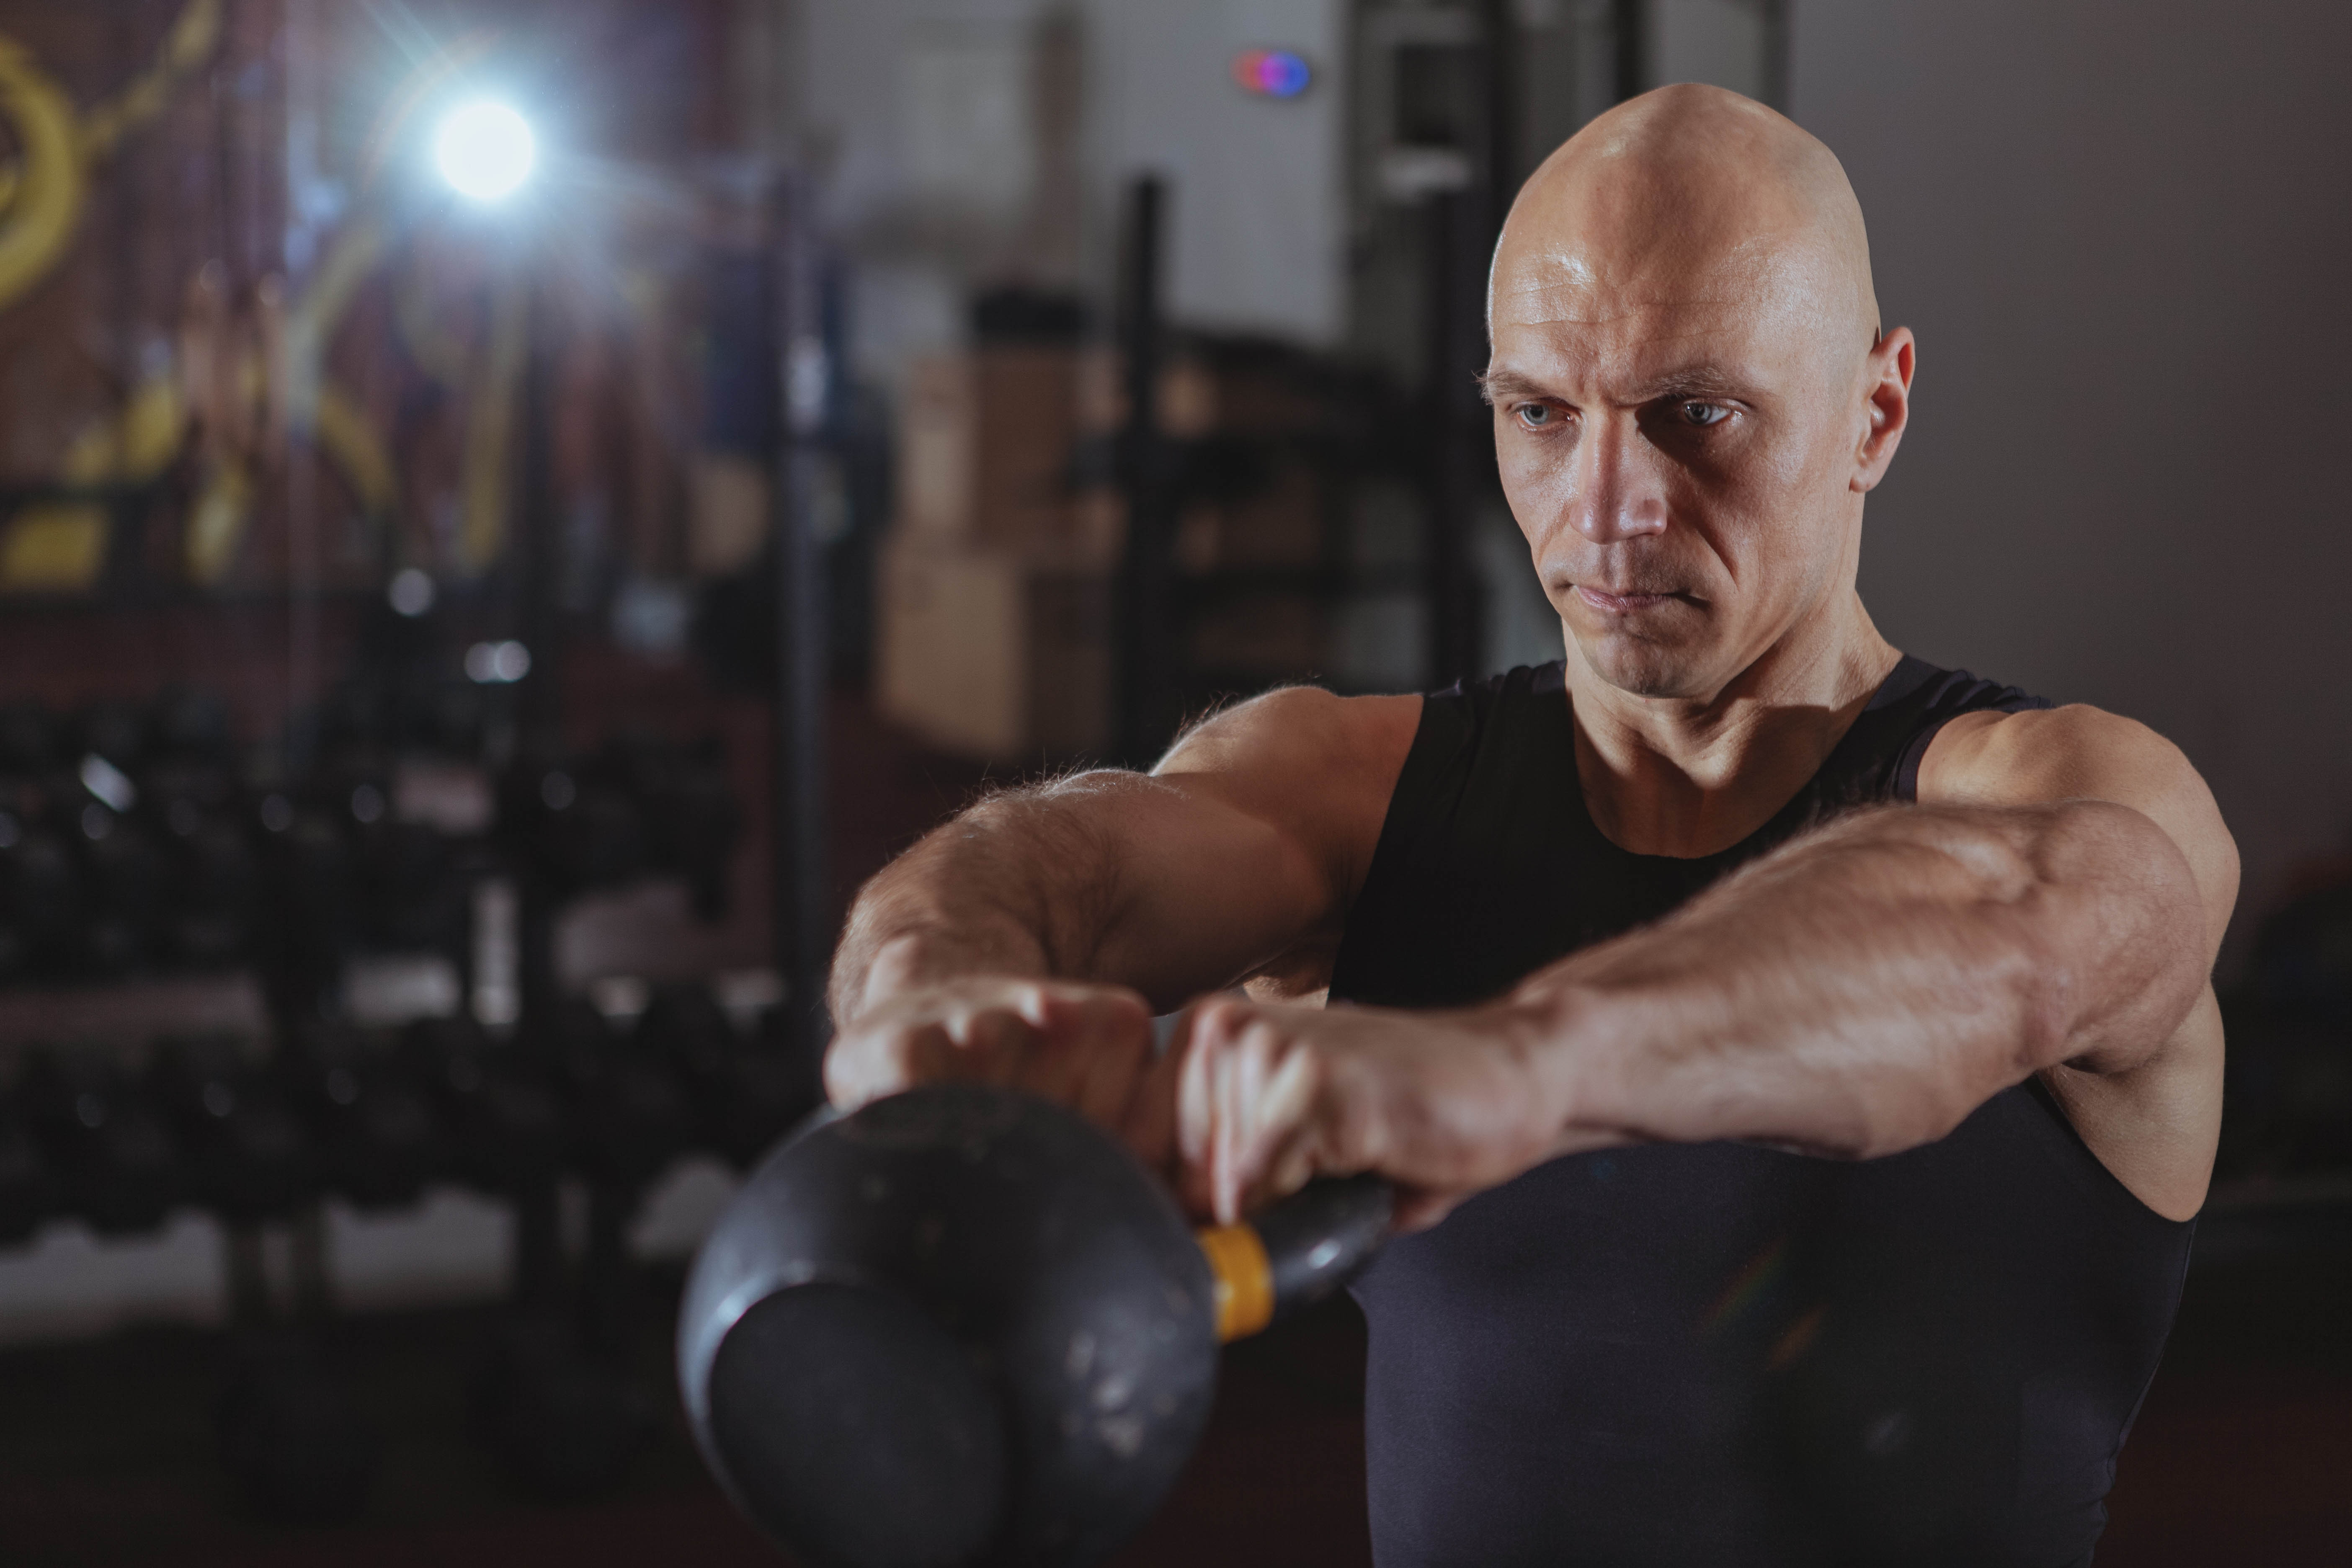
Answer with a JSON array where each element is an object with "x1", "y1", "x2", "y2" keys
[{"x1": 828, "y1": 85, "x2": 2233, "y2": 1566}]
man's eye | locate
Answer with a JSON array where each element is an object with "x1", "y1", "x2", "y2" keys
[
  {"x1": 1681, "y1": 401, "x2": 1730, "y2": 428},
  {"x1": 1515, "y1": 403, "x2": 1559, "y2": 430}
]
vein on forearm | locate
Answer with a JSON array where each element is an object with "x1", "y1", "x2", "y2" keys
[{"x1": 1519, "y1": 801, "x2": 2207, "y2": 1160}]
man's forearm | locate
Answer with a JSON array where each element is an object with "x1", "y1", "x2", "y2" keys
[
  {"x1": 828, "y1": 787, "x2": 1123, "y2": 1031},
  {"x1": 831, "y1": 759, "x2": 1349, "y2": 1030},
  {"x1": 1516, "y1": 800, "x2": 2210, "y2": 1161}
]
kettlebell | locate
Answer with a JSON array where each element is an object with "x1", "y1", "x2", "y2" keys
[{"x1": 678, "y1": 1082, "x2": 1391, "y2": 1568}]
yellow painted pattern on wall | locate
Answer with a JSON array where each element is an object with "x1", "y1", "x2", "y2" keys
[
  {"x1": 0, "y1": 0, "x2": 222, "y2": 311},
  {"x1": 0, "y1": 374, "x2": 188, "y2": 591}
]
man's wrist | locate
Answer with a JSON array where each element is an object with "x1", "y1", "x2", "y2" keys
[
  {"x1": 1491, "y1": 978, "x2": 1632, "y2": 1157},
  {"x1": 841, "y1": 928, "x2": 1051, "y2": 1031}
]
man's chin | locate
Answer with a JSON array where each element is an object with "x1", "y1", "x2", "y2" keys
[{"x1": 1568, "y1": 629, "x2": 1718, "y2": 701}]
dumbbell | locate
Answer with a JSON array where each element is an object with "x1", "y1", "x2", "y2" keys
[
  {"x1": 0, "y1": 1096, "x2": 57, "y2": 1244},
  {"x1": 73, "y1": 699, "x2": 147, "y2": 773},
  {"x1": 0, "y1": 778, "x2": 31, "y2": 984},
  {"x1": 356, "y1": 819, "x2": 467, "y2": 954},
  {"x1": 400, "y1": 1015, "x2": 568, "y2": 1201},
  {"x1": 641, "y1": 985, "x2": 821, "y2": 1167},
  {"x1": 499, "y1": 754, "x2": 646, "y2": 898},
  {"x1": 679, "y1": 1083, "x2": 1393, "y2": 1568},
  {"x1": 258, "y1": 801, "x2": 356, "y2": 975},
  {"x1": 531, "y1": 997, "x2": 694, "y2": 1194},
  {"x1": 0, "y1": 700, "x2": 57, "y2": 776},
  {"x1": 414, "y1": 678, "x2": 490, "y2": 758},
  {"x1": 601, "y1": 736, "x2": 742, "y2": 919},
  {"x1": 409, "y1": 1005, "x2": 666, "y2": 1498},
  {"x1": 162, "y1": 811, "x2": 260, "y2": 969},
  {"x1": 19, "y1": 1047, "x2": 185, "y2": 1236},
  {"x1": 1, "y1": 796, "x2": 79, "y2": 981},
  {"x1": 313, "y1": 681, "x2": 392, "y2": 762},
  {"x1": 148, "y1": 685, "x2": 236, "y2": 766},
  {"x1": 137, "y1": 727, "x2": 256, "y2": 970},
  {"x1": 532, "y1": 997, "x2": 698, "y2": 1353},
  {"x1": 402, "y1": 1013, "x2": 580, "y2": 1334},
  {"x1": 10, "y1": 828, "x2": 82, "y2": 980},
  {"x1": 281, "y1": 1023, "x2": 450, "y2": 1212},
  {"x1": 77, "y1": 804, "x2": 166, "y2": 978},
  {"x1": 149, "y1": 1034, "x2": 316, "y2": 1225}
]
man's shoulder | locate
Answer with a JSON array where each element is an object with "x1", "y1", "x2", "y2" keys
[
  {"x1": 1157, "y1": 684, "x2": 1423, "y2": 785},
  {"x1": 1919, "y1": 701, "x2": 2192, "y2": 806},
  {"x1": 1920, "y1": 701, "x2": 2239, "y2": 947},
  {"x1": 1152, "y1": 684, "x2": 1428, "y2": 905}
]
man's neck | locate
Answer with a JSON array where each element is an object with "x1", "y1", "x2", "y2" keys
[{"x1": 1563, "y1": 593, "x2": 1901, "y2": 859}]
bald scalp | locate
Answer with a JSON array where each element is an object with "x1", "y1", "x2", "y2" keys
[{"x1": 1491, "y1": 84, "x2": 1879, "y2": 363}]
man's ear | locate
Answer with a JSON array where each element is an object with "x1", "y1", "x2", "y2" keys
[{"x1": 1854, "y1": 327, "x2": 1915, "y2": 494}]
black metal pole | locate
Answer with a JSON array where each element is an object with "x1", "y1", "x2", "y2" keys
[
  {"x1": 769, "y1": 172, "x2": 831, "y2": 1058},
  {"x1": 515, "y1": 276, "x2": 562, "y2": 1034},
  {"x1": 1114, "y1": 175, "x2": 1177, "y2": 766},
  {"x1": 1612, "y1": 0, "x2": 1647, "y2": 103},
  {"x1": 1423, "y1": 4, "x2": 1516, "y2": 689},
  {"x1": 1760, "y1": 0, "x2": 1793, "y2": 112},
  {"x1": 1479, "y1": 0, "x2": 1517, "y2": 201},
  {"x1": 1424, "y1": 188, "x2": 1485, "y2": 690}
]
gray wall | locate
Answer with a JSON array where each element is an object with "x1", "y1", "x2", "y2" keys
[
  {"x1": 795, "y1": 0, "x2": 1349, "y2": 385},
  {"x1": 1791, "y1": 0, "x2": 2352, "y2": 962}
]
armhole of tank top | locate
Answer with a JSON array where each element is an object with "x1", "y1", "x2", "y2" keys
[
  {"x1": 1327, "y1": 687, "x2": 1478, "y2": 1003},
  {"x1": 2020, "y1": 1073, "x2": 2197, "y2": 1231},
  {"x1": 1356, "y1": 687, "x2": 1475, "y2": 883},
  {"x1": 1893, "y1": 716, "x2": 1954, "y2": 803}
]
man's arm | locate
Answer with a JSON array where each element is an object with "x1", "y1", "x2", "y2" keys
[
  {"x1": 1919, "y1": 704, "x2": 2237, "y2": 1217},
  {"x1": 1181, "y1": 707, "x2": 2235, "y2": 1227},
  {"x1": 823, "y1": 686, "x2": 1419, "y2": 1144}
]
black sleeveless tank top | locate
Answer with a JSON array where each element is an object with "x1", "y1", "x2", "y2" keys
[{"x1": 1328, "y1": 657, "x2": 2192, "y2": 1568}]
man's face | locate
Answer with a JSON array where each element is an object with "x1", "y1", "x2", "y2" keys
[{"x1": 1486, "y1": 230, "x2": 1870, "y2": 701}]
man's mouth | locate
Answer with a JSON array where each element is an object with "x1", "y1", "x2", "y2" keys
[{"x1": 1574, "y1": 585, "x2": 1681, "y2": 614}]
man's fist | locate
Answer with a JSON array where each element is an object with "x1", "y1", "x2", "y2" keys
[
  {"x1": 1175, "y1": 995, "x2": 1574, "y2": 1231},
  {"x1": 825, "y1": 977, "x2": 1183, "y2": 1176}
]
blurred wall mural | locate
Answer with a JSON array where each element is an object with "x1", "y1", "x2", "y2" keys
[{"x1": 0, "y1": 0, "x2": 749, "y2": 606}]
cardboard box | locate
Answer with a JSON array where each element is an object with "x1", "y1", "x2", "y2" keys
[
  {"x1": 876, "y1": 531, "x2": 1112, "y2": 761},
  {"x1": 1187, "y1": 592, "x2": 1327, "y2": 678},
  {"x1": 897, "y1": 348, "x2": 1087, "y2": 549},
  {"x1": 1078, "y1": 344, "x2": 1328, "y2": 574},
  {"x1": 1170, "y1": 458, "x2": 1325, "y2": 573},
  {"x1": 1080, "y1": 350, "x2": 1321, "y2": 442},
  {"x1": 687, "y1": 454, "x2": 769, "y2": 577}
]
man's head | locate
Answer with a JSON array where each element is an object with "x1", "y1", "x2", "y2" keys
[{"x1": 1486, "y1": 83, "x2": 1912, "y2": 701}]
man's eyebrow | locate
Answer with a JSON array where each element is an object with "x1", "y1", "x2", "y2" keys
[
  {"x1": 1475, "y1": 364, "x2": 1759, "y2": 406},
  {"x1": 1474, "y1": 370, "x2": 1548, "y2": 406},
  {"x1": 1634, "y1": 364, "x2": 1754, "y2": 400}
]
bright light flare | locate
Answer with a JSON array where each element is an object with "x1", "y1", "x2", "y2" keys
[{"x1": 434, "y1": 99, "x2": 536, "y2": 202}]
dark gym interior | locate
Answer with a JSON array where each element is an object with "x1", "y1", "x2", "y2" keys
[{"x1": 1, "y1": 3, "x2": 2348, "y2": 1565}]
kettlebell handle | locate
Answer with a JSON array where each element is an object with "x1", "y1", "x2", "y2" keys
[
  {"x1": 775, "y1": 1098, "x2": 1394, "y2": 1340},
  {"x1": 1193, "y1": 1173, "x2": 1393, "y2": 1341}
]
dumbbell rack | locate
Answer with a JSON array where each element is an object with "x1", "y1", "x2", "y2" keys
[
  {"x1": 0, "y1": 628, "x2": 823, "y2": 1519},
  {"x1": 0, "y1": 974, "x2": 823, "y2": 1518}
]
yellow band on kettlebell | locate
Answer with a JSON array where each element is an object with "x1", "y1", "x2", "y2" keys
[{"x1": 1195, "y1": 1222, "x2": 1274, "y2": 1343}]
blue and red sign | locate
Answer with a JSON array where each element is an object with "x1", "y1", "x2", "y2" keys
[{"x1": 1231, "y1": 48, "x2": 1313, "y2": 100}]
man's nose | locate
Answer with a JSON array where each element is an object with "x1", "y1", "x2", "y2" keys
[{"x1": 1568, "y1": 415, "x2": 1669, "y2": 544}]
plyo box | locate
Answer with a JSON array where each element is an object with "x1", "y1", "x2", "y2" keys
[
  {"x1": 897, "y1": 348, "x2": 1090, "y2": 550},
  {"x1": 875, "y1": 531, "x2": 1112, "y2": 763}
]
